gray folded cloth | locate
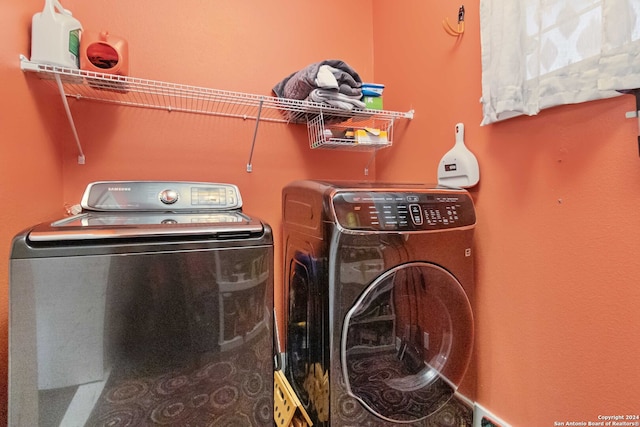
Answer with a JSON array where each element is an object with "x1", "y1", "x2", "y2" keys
[
  {"x1": 308, "y1": 88, "x2": 366, "y2": 110},
  {"x1": 273, "y1": 59, "x2": 363, "y2": 101}
]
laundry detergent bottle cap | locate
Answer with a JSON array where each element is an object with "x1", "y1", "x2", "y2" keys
[{"x1": 30, "y1": 0, "x2": 82, "y2": 68}]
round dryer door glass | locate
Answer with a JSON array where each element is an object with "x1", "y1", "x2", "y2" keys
[{"x1": 341, "y1": 262, "x2": 474, "y2": 423}]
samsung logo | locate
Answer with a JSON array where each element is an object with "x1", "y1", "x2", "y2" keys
[{"x1": 108, "y1": 187, "x2": 131, "y2": 191}]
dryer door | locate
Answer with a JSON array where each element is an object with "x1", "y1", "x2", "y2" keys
[{"x1": 341, "y1": 262, "x2": 473, "y2": 423}]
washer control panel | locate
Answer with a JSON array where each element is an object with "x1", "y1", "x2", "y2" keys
[
  {"x1": 332, "y1": 191, "x2": 475, "y2": 231},
  {"x1": 81, "y1": 181, "x2": 243, "y2": 212}
]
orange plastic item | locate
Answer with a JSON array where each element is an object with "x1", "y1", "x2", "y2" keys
[{"x1": 80, "y1": 30, "x2": 128, "y2": 75}]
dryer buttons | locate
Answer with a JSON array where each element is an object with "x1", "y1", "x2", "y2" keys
[{"x1": 409, "y1": 204, "x2": 423, "y2": 225}]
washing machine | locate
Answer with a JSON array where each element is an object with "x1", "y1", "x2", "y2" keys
[
  {"x1": 282, "y1": 180, "x2": 476, "y2": 426},
  {"x1": 9, "y1": 181, "x2": 274, "y2": 426}
]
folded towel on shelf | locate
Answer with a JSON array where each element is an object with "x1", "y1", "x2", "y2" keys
[
  {"x1": 314, "y1": 65, "x2": 340, "y2": 90},
  {"x1": 308, "y1": 88, "x2": 366, "y2": 110},
  {"x1": 273, "y1": 59, "x2": 365, "y2": 123},
  {"x1": 315, "y1": 65, "x2": 363, "y2": 96}
]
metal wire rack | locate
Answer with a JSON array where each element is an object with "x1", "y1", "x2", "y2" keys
[
  {"x1": 20, "y1": 56, "x2": 414, "y2": 170},
  {"x1": 307, "y1": 113, "x2": 396, "y2": 150}
]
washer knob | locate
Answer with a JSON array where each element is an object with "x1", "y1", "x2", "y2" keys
[{"x1": 159, "y1": 189, "x2": 179, "y2": 205}]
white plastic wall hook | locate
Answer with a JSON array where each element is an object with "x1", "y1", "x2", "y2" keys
[{"x1": 621, "y1": 89, "x2": 640, "y2": 155}]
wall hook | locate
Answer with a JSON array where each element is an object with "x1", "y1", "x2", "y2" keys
[
  {"x1": 443, "y1": 5, "x2": 465, "y2": 36},
  {"x1": 622, "y1": 89, "x2": 640, "y2": 156}
]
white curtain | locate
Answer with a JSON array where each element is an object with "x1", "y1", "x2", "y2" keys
[{"x1": 480, "y1": 0, "x2": 640, "y2": 125}]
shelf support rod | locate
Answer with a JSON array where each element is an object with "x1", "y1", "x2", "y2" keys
[
  {"x1": 54, "y1": 74, "x2": 85, "y2": 164},
  {"x1": 246, "y1": 97, "x2": 264, "y2": 172}
]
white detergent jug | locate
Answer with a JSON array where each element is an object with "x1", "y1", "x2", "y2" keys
[{"x1": 31, "y1": 0, "x2": 82, "y2": 68}]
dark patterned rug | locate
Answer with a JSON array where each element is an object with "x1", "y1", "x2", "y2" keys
[
  {"x1": 346, "y1": 350, "x2": 455, "y2": 423},
  {"x1": 84, "y1": 330, "x2": 273, "y2": 426},
  {"x1": 425, "y1": 394, "x2": 473, "y2": 427}
]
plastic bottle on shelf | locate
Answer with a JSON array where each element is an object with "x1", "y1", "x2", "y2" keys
[
  {"x1": 30, "y1": 0, "x2": 82, "y2": 68},
  {"x1": 80, "y1": 30, "x2": 128, "y2": 76}
]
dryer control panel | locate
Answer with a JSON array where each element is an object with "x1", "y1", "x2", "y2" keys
[{"x1": 332, "y1": 191, "x2": 475, "y2": 231}]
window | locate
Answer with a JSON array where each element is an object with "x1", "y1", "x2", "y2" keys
[{"x1": 480, "y1": 0, "x2": 640, "y2": 125}]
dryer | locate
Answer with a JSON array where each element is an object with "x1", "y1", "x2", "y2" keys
[
  {"x1": 282, "y1": 180, "x2": 476, "y2": 426},
  {"x1": 9, "y1": 181, "x2": 274, "y2": 426}
]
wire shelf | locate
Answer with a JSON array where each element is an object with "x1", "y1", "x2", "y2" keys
[
  {"x1": 307, "y1": 113, "x2": 395, "y2": 151},
  {"x1": 20, "y1": 56, "x2": 414, "y2": 168}
]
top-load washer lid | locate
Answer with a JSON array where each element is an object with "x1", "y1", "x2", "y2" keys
[{"x1": 27, "y1": 181, "x2": 265, "y2": 242}]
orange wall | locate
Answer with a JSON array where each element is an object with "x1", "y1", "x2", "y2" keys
[
  {"x1": 373, "y1": 0, "x2": 640, "y2": 424},
  {"x1": 2, "y1": 0, "x2": 639, "y2": 425},
  {"x1": 0, "y1": 0, "x2": 68, "y2": 422}
]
